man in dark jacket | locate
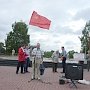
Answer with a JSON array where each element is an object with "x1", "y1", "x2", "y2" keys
[{"x1": 61, "y1": 46, "x2": 67, "y2": 73}]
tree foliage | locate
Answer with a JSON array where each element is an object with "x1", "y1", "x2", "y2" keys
[
  {"x1": 0, "y1": 42, "x2": 5, "y2": 54},
  {"x1": 5, "y1": 21, "x2": 30, "y2": 54},
  {"x1": 44, "y1": 50, "x2": 54, "y2": 58},
  {"x1": 67, "y1": 50, "x2": 76, "y2": 59},
  {"x1": 80, "y1": 20, "x2": 90, "y2": 54}
]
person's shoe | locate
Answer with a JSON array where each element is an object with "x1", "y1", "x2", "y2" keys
[
  {"x1": 55, "y1": 71, "x2": 58, "y2": 73},
  {"x1": 60, "y1": 72, "x2": 64, "y2": 73},
  {"x1": 21, "y1": 72, "x2": 25, "y2": 74},
  {"x1": 16, "y1": 72, "x2": 18, "y2": 74},
  {"x1": 37, "y1": 77, "x2": 40, "y2": 80},
  {"x1": 26, "y1": 71, "x2": 30, "y2": 73},
  {"x1": 31, "y1": 76, "x2": 34, "y2": 80}
]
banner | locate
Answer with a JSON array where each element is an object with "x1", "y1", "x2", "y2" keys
[{"x1": 29, "y1": 11, "x2": 51, "y2": 30}]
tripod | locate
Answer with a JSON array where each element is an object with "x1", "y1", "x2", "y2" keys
[
  {"x1": 69, "y1": 79, "x2": 77, "y2": 88},
  {"x1": 33, "y1": 57, "x2": 35, "y2": 79},
  {"x1": 28, "y1": 58, "x2": 51, "y2": 84}
]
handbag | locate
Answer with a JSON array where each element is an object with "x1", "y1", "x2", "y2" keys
[{"x1": 39, "y1": 63, "x2": 45, "y2": 75}]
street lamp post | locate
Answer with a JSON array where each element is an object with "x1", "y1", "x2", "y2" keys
[{"x1": 83, "y1": 35, "x2": 86, "y2": 59}]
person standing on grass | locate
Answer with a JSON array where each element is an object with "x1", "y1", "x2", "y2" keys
[{"x1": 12, "y1": 49, "x2": 15, "y2": 56}]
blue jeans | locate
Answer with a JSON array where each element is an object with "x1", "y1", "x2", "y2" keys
[
  {"x1": 25, "y1": 57, "x2": 30, "y2": 72},
  {"x1": 87, "y1": 61, "x2": 90, "y2": 71},
  {"x1": 62, "y1": 57, "x2": 66, "y2": 73}
]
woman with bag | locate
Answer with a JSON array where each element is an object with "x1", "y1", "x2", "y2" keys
[{"x1": 51, "y1": 50, "x2": 59, "y2": 72}]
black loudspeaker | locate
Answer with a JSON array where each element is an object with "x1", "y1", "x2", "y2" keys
[{"x1": 65, "y1": 64, "x2": 83, "y2": 80}]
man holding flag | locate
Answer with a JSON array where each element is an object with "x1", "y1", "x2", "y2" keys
[{"x1": 31, "y1": 43, "x2": 44, "y2": 80}]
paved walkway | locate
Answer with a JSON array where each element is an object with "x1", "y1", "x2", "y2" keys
[{"x1": 0, "y1": 66, "x2": 90, "y2": 90}]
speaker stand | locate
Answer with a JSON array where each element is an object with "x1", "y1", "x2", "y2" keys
[{"x1": 69, "y1": 79, "x2": 77, "y2": 88}]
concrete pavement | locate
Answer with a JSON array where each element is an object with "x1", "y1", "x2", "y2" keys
[{"x1": 0, "y1": 66, "x2": 90, "y2": 90}]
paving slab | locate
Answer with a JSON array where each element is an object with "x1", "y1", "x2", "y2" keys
[{"x1": 0, "y1": 66, "x2": 90, "y2": 90}]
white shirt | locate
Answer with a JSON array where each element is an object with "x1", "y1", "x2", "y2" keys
[
  {"x1": 32, "y1": 48, "x2": 44, "y2": 58},
  {"x1": 51, "y1": 51, "x2": 59, "y2": 63},
  {"x1": 25, "y1": 49, "x2": 30, "y2": 58}
]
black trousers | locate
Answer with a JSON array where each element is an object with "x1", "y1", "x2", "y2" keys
[
  {"x1": 25, "y1": 57, "x2": 30, "y2": 72},
  {"x1": 62, "y1": 57, "x2": 66, "y2": 73},
  {"x1": 52, "y1": 63, "x2": 58, "y2": 72},
  {"x1": 87, "y1": 61, "x2": 90, "y2": 71},
  {"x1": 16, "y1": 61, "x2": 25, "y2": 73}
]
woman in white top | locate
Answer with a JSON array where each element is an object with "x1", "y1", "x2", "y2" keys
[{"x1": 51, "y1": 50, "x2": 59, "y2": 72}]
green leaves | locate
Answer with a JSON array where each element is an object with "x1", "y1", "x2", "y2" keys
[
  {"x1": 44, "y1": 51, "x2": 53, "y2": 58},
  {"x1": 5, "y1": 21, "x2": 30, "y2": 54},
  {"x1": 0, "y1": 42, "x2": 5, "y2": 54},
  {"x1": 68, "y1": 50, "x2": 76, "y2": 59},
  {"x1": 80, "y1": 20, "x2": 90, "y2": 53}
]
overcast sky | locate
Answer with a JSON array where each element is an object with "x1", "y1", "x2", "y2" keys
[{"x1": 0, "y1": 0, "x2": 90, "y2": 52}]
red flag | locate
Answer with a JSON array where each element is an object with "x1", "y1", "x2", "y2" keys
[{"x1": 29, "y1": 11, "x2": 51, "y2": 30}]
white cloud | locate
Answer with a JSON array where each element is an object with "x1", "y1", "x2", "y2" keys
[
  {"x1": 0, "y1": 0, "x2": 90, "y2": 52},
  {"x1": 67, "y1": 10, "x2": 77, "y2": 17},
  {"x1": 74, "y1": 8, "x2": 90, "y2": 21},
  {"x1": 63, "y1": 19, "x2": 86, "y2": 32}
]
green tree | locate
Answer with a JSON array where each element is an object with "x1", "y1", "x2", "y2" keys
[
  {"x1": 0, "y1": 42, "x2": 5, "y2": 54},
  {"x1": 5, "y1": 21, "x2": 30, "y2": 54},
  {"x1": 68, "y1": 50, "x2": 77, "y2": 59},
  {"x1": 44, "y1": 51, "x2": 54, "y2": 58},
  {"x1": 68, "y1": 50, "x2": 76, "y2": 59},
  {"x1": 80, "y1": 20, "x2": 90, "y2": 54}
]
